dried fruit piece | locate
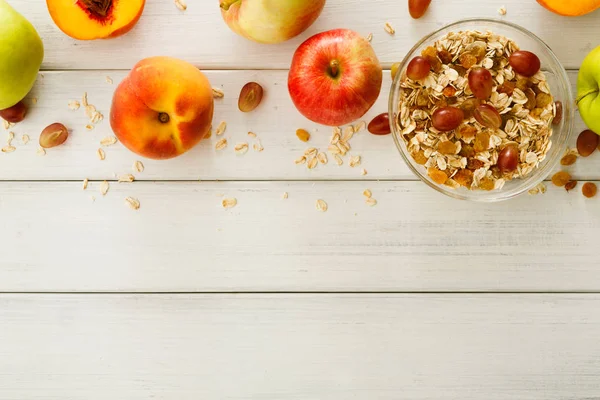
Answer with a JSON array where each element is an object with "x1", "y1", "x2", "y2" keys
[
  {"x1": 551, "y1": 171, "x2": 571, "y2": 187},
  {"x1": 238, "y1": 82, "x2": 264, "y2": 113},
  {"x1": 454, "y1": 169, "x2": 474, "y2": 187},
  {"x1": 473, "y1": 104, "x2": 502, "y2": 129},
  {"x1": 408, "y1": 0, "x2": 431, "y2": 18},
  {"x1": 536, "y1": 92, "x2": 553, "y2": 108},
  {"x1": 438, "y1": 49, "x2": 453, "y2": 64},
  {"x1": 0, "y1": 101, "x2": 27, "y2": 123},
  {"x1": 582, "y1": 182, "x2": 597, "y2": 198},
  {"x1": 524, "y1": 89, "x2": 537, "y2": 110},
  {"x1": 459, "y1": 53, "x2": 477, "y2": 69},
  {"x1": 438, "y1": 141, "x2": 456, "y2": 155},
  {"x1": 432, "y1": 107, "x2": 464, "y2": 132},
  {"x1": 442, "y1": 86, "x2": 457, "y2": 97},
  {"x1": 413, "y1": 150, "x2": 428, "y2": 165},
  {"x1": 509, "y1": 50, "x2": 541, "y2": 78},
  {"x1": 560, "y1": 154, "x2": 577, "y2": 166},
  {"x1": 428, "y1": 167, "x2": 448, "y2": 185},
  {"x1": 421, "y1": 46, "x2": 442, "y2": 72},
  {"x1": 39, "y1": 123, "x2": 68, "y2": 149},
  {"x1": 552, "y1": 101, "x2": 563, "y2": 125},
  {"x1": 363, "y1": 189, "x2": 372, "y2": 198},
  {"x1": 564, "y1": 181, "x2": 577, "y2": 192},
  {"x1": 479, "y1": 178, "x2": 495, "y2": 191},
  {"x1": 458, "y1": 98, "x2": 481, "y2": 119},
  {"x1": 497, "y1": 145, "x2": 519, "y2": 173},
  {"x1": 368, "y1": 113, "x2": 391, "y2": 135},
  {"x1": 296, "y1": 129, "x2": 310, "y2": 142},
  {"x1": 465, "y1": 41, "x2": 487, "y2": 62},
  {"x1": 497, "y1": 81, "x2": 516, "y2": 96},
  {"x1": 577, "y1": 130, "x2": 599, "y2": 157},
  {"x1": 473, "y1": 131, "x2": 490, "y2": 153}
]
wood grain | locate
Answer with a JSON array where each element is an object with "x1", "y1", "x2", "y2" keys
[
  {"x1": 1, "y1": 70, "x2": 594, "y2": 181},
  {"x1": 1, "y1": 293, "x2": 600, "y2": 399},
  {"x1": 12, "y1": 0, "x2": 598, "y2": 70},
  {"x1": 1, "y1": 180, "x2": 598, "y2": 293}
]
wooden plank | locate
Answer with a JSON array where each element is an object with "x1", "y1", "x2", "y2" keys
[
  {"x1": 1, "y1": 70, "x2": 594, "y2": 181},
  {"x1": 1, "y1": 293, "x2": 600, "y2": 399},
  {"x1": 13, "y1": 0, "x2": 598, "y2": 70},
  {"x1": 1, "y1": 180, "x2": 598, "y2": 293}
]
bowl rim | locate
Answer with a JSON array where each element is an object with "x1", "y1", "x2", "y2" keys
[{"x1": 388, "y1": 18, "x2": 574, "y2": 202}]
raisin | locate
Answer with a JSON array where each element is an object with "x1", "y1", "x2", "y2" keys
[
  {"x1": 479, "y1": 178, "x2": 495, "y2": 191},
  {"x1": 582, "y1": 182, "x2": 598, "y2": 198},
  {"x1": 438, "y1": 141, "x2": 457, "y2": 155},
  {"x1": 536, "y1": 92, "x2": 553, "y2": 108},
  {"x1": 530, "y1": 108, "x2": 544, "y2": 119},
  {"x1": 551, "y1": 171, "x2": 571, "y2": 187},
  {"x1": 459, "y1": 53, "x2": 477, "y2": 69},
  {"x1": 564, "y1": 181, "x2": 578, "y2": 192},
  {"x1": 516, "y1": 78, "x2": 532, "y2": 91},
  {"x1": 454, "y1": 169, "x2": 474, "y2": 187},
  {"x1": 428, "y1": 167, "x2": 448, "y2": 185},
  {"x1": 497, "y1": 81, "x2": 516, "y2": 96},
  {"x1": 560, "y1": 154, "x2": 577, "y2": 166},
  {"x1": 459, "y1": 144, "x2": 475, "y2": 158},
  {"x1": 467, "y1": 158, "x2": 484, "y2": 170},
  {"x1": 459, "y1": 98, "x2": 481, "y2": 119},
  {"x1": 442, "y1": 85, "x2": 457, "y2": 97},
  {"x1": 438, "y1": 49, "x2": 453, "y2": 64},
  {"x1": 473, "y1": 131, "x2": 490, "y2": 153},
  {"x1": 451, "y1": 64, "x2": 468, "y2": 77},
  {"x1": 458, "y1": 124, "x2": 478, "y2": 140},
  {"x1": 524, "y1": 89, "x2": 537, "y2": 110},
  {"x1": 413, "y1": 151, "x2": 428, "y2": 165}
]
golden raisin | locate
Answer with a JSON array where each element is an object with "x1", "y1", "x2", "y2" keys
[
  {"x1": 479, "y1": 178, "x2": 495, "y2": 191},
  {"x1": 560, "y1": 154, "x2": 577, "y2": 166},
  {"x1": 459, "y1": 53, "x2": 477, "y2": 69},
  {"x1": 428, "y1": 167, "x2": 448, "y2": 185},
  {"x1": 421, "y1": 46, "x2": 442, "y2": 72},
  {"x1": 413, "y1": 150, "x2": 428, "y2": 165},
  {"x1": 442, "y1": 85, "x2": 457, "y2": 97},
  {"x1": 564, "y1": 181, "x2": 578, "y2": 192},
  {"x1": 473, "y1": 131, "x2": 490, "y2": 153},
  {"x1": 416, "y1": 93, "x2": 429, "y2": 107},
  {"x1": 551, "y1": 171, "x2": 571, "y2": 187},
  {"x1": 459, "y1": 98, "x2": 481, "y2": 119},
  {"x1": 438, "y1": 49, "x2": 453, "y2": 64},
  {"x1": 465, "y1": 41, "x2": 487, "y2": 62},
  {"x1": 451, "y1": 64, "x2": 468, "y2": 77},
  {"x1": 296, "y1": 128, "x2": 310, "y2": 142},
  {"x1": 454, "y1": 169, "x2": 474, "y2": 187},
  {"x1": 530, "y1": 108, "x2": 544, "y2": 119},
  {"x1": 459, "y1": 144, "x2": 475, "y2": 158},
  {"x1": 536, "y1": 93, "x2": 553, "y2": 108},
  {"x1": 467, "y1": 158, "x2": 484, "y2": 170},
  {"x1": 524, "y1": 89, "x2": 537, "y2": 110},
  {"x1": 438, "y1": 141, "x2": 457, "y2": 155},
  {"x1": 582, "y1": 182, "x2": 597, "y2": 198},
  {"x1": 516, "y1": 78, "x2": 532, "y2": 91},
  {"x1": 497, "y1": 81, "x2": 516, "y2": 96},
  {"x1": 458, "y1": 124, "x2": 478, "y2": 140}
]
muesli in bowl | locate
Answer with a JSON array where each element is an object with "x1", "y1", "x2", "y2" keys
[{"x1": 390, "y1": 19, "x2": 573, "y2": 202}]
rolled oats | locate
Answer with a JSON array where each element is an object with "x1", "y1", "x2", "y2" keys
[
  {"x1": 316, "y1": 199, "x2": 328, "y2": 212},
  {"x1": 125, "y1": 197, "x2": 141, "y2": 210}
]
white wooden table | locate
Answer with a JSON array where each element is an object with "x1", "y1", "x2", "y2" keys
[{"x1": 2, "y1": 1, "x2": 600, "y2": 398}]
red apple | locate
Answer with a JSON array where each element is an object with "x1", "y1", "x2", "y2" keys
[{"x1": 288, "y1": 29, "x2": 383, "y2": 126}]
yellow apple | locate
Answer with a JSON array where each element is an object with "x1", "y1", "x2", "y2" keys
[{"x1": 219, "y1": 0, "x2": 326, "y2": 44}]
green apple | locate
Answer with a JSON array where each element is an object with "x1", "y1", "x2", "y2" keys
[
  {"x1": 0, "y1": 0, "x2": 44, "y2": 110},
  {"x1": 577, "y1": 45, "x2": 600, "y2": 135}
]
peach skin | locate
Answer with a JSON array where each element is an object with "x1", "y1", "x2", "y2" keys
[
  {"x1": 537, "y1": 0, "x2": 600, "y2": 16},
  {"x1": 46, "y1": 0, "x2": 145, "y2": 40},
  {"x1": 110, "y1": 57, "x2": 214, "y2": 160}
]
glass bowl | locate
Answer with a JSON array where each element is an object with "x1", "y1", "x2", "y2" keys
[{"x1": 389, "y1": 18, "x2": 574, "y2": 202}]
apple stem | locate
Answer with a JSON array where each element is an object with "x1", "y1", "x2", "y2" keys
[
  {"x1": 329, "y1": 60, "x2": 340, "y2": 78},
  {"x1": 158, "y1": 112, "x2": 170, "y2": 124}
]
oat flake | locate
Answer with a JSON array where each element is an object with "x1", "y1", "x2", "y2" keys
[
  {"x1": 125, "y1": 197, "x2": 141, "y2": 210},
  {"x1": 100, "y1": 180, "x2": 109, "y2": 196},
  {"x1": 316, "y1": 199, "x2": 328, "y2": 212}
]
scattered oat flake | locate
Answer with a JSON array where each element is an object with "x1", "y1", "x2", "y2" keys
[
  {"x1": 97, "y1": 148, "x2": 106, "y2": 160},
  {"x1": 316, "y1": 199, "x2": 328, "y2": 212},
  {"x1": 361, "y1": 169, "x2": 367, "y2": 176},
  {"x1": 328, "y1": 145, "x2": 341, "y2": 155},
  {"x1": 118, "y1": 174, "x2": 135, "y2": 183},
  {"x1": 2, "y1": 145, "x2": 15, "y2": 153},
  {"x1": 215, "y1": 121, "x2": 227, "y2": 136},
  {"x1": 384, "y1": 22, "x2": 395, "y2": 35},
  {"x1": 349, "y1": 155, "x2": 361, "y2": 168},
  {"x1": 175, "y1": 0, "x2": 187, "y2": 10},
  {"x1": 317, "y1": 152, "x2": 328, "y2": 164},
  {"x1": 37, "y1": 147, "x2": 46, "y2": 156},
  {"x1": 2, "y1": 120, "x2": 10, "y2": 130},
  {"x1": 215, "y1": 138, "x2": 228, "y2": 150},
  {"x1": 334, "y1": 154, "x2": 343, "y2": 165},
  {"x1": 86, "y1": 124, "x2": 94, "y2": 131},
  {"x1": 247, "y1": 131, "x2": 257, "y2": 138},
  {"x1": 100, "y1": 136, "x2": 118, "y2": 146},
  {"x1": 295, "y1": 155, "x2": 306, "y2": 165},
  {"x1": 21, "y1": 134, "x2": 30, "y2": 145},
  {"x1": 212, "y1": 87, "x2": 224, "y2": 98},
  {"x1": 82, "y1": 178, "x2": 89, "y2": 190},
  {"x1": 125, "y1": 197, "x2": 141, "y2": 210},
  {"x1": 82, "y1": 92, "x2": 88, "y2": 107},
  {"x1": 234, "y1": 142, "x2": 249, "y2": 154},
  {"x1": 342, "y1": 126, "x2": 354, "y2": 142},
  {"x1": 31, "y1": 97, "x2": 38, "y2": 105},
  {"x1": 90, "y1": 196, "x2": 96, "y2": 202},
  {"x1": 366, "y1": 33, "x2": 373, "y2": 42},
  {"x1": 307, "y1": 156, "x2": 318, "y2": 169},
  {"x1": 222, "y1": 198, "x2": 237, "y2": 209},
  {"x1": 366, "y1": 198, "x2": 377, "y2": 206},
  {"x1": 363, "y1": 189, "x2": 372, "y2": 198},
  {"x1": 100, "y1": 180, "x2": 109, "y2": 196},
  {"x1": 134, "y1": 160, "x2": 144, "y2": 173},
  {"x1": 106, "y1": 76, "x2": 113, "y2": 84},
  {"x1": 304, "y1": 147, "x2": 318, "y2": 157},
  {"x1": 354, "y1": 120, "x2": 366, "y2": 133},
  {"x1": 253, "y1": 141, "x2": 264, "y2": 152},
  {"x1": 68, "y1": 100, "x2": 80, "y2": 110},
  {"x1": 7, "y1": 131, "x2": 14, "y2": 145},
  {"x1": 498, "y1": 6, "x2": 507, "y2": 15},
  {"x1": 282, "y1": 192, "x2": 288, "y2": 200}
]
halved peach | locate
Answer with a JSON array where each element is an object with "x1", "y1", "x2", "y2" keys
[
  {"x1": 46, "y1": 0, "x2": 145, "y2": 40},
  {"x1": 537, "y1": 0, "x2": 600, "y2": 16}
]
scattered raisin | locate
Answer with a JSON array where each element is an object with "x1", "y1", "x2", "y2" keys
[
  {"x1": 582, "y1": 182, "x2": 597, "y2": 198},
  {"x1": 560, "y1": 154, "x2": 577, "y2": 166},
  {"x1": 438, "y1": 49, "x2": 453, "y2": 64},
  {"x1": 564, "y1": 181, "x2": 578, "y2": 192},
  {"x1": 551, "y1": 171, "x2": 571, "y2": 187},
  {"x1": 577, "y1": 130, "x2": 599, "y2": 157},
  {"x1": 536, "y1": 93, "x2": 553, "y2": 108},
  {"x1": 552, "y1": 101, "x2": 563, "y2": 125},
  {"x1": 459, "y1": 53, "x2": 477, "y2": 69},
  {"x1": 428, "y1": 167, "x2": 448, "y2": 185}
]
